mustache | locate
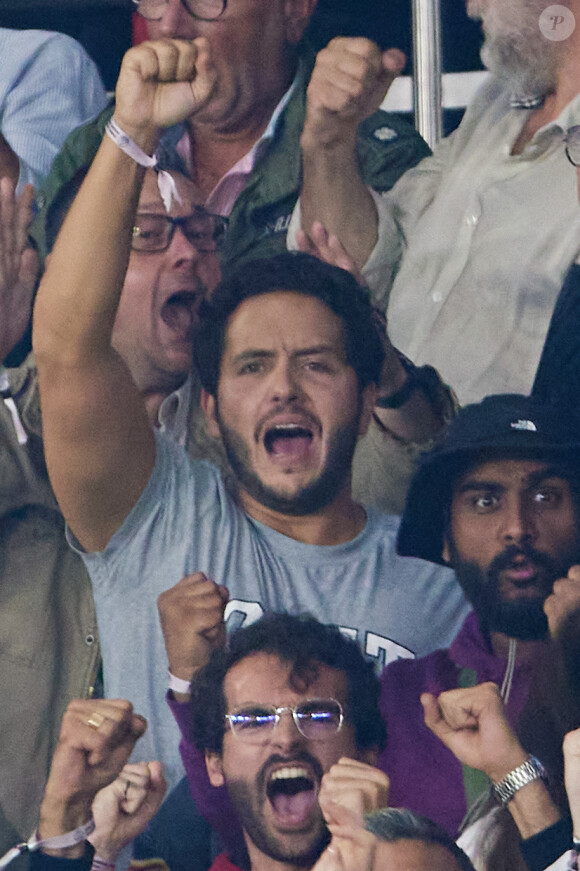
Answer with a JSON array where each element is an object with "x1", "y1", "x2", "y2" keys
[
  {"x1": 257, "y1": 751, "x2": 324, "y2": 796},
  {"x1": 487, "y1": 543, "x2": 560, "y2": 579},
  {"x1": 254, "y1": 403, "x2": 322, "y2": 443}
]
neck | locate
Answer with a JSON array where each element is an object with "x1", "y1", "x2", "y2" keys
[
  {"x1": 489, "y1": 631, "x2": 545, "y2": 664},
  {"x1": 245, "y1": 838, "x2": 320, "y2": 871},
  {"x1": 187, "y1": 84, "x2": 292, "y2": 197},
  {"x1": 239, "y1": 483, "x2": 367, "y2": 546}
]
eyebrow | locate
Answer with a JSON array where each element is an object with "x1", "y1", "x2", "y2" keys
[
  {"x1": 455, "y1": 466, "x2": 567, "y2": 495},
  {"x1": 232, "y1": 345, "x2": 339, "y2": 364}
]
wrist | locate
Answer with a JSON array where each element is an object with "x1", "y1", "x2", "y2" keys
[
  {"x1": 300, "y1": 126, "x2": 357, "y2": 157},
  {"x1": 109, "y1": 115, "x2": 161, "y2": 157},
  {"x1": 39, "y1": 795, "x2": 93, "y2": 840},
  {"x1": 492, "y1": 755, "x2": 547, "y2": 805}
]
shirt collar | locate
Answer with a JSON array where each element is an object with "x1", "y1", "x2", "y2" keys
[{"x1": 157, "y1": 375, "x2": 192, "y2": 447}]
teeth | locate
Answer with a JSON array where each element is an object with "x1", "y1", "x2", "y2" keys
[{"x1": 270, "y1": 766, "x2": 310, "y2": 782}]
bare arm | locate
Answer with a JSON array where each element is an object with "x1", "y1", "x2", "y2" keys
[
  {"x1": 299, "y1": 39, "x2": 404, "y2": 270},
  {"x1": 32, "y1": 39, "x2": 216, "y2": 551}
]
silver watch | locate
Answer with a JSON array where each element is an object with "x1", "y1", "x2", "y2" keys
[{"x1": 492, "y1": 756, "x2": 547, "y2": 805}]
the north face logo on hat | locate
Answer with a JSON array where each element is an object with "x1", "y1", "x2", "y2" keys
[{"x1": 510, "y1": 419, "x2": 538, "y2": 431}]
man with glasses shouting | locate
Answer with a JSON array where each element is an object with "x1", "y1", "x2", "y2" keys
[{"x1": 33, "y1": 0, "x2": 429, "y2": 283}]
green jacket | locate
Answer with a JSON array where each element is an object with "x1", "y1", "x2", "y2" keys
[{"x1": 32, "y1": 54, "x2": 430, "y2": 271}]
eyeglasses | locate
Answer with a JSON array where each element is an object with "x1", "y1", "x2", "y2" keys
[
  {"x1": 565, "y1": 126, "x2": 580, "y2": 167},
  {"x1": 225, "y1": 698, "x2": 344, "y2": 744},
  {"x1": 132, "y1": 0, "x2": 227, "y2": 22},
  {"x1": 132, "y1": 210, "x2": 228, "y2": 253}
]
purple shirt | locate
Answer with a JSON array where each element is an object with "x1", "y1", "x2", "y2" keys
[{"x1": 378, "y1": 611, "x2": 534, "y2": 835}]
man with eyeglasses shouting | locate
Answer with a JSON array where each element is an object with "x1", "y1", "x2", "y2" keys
[
  {"x1": 32, "y1": 0, "x2": 429, "y2": 285},
  {"x1": 189, "y1": 613, "x2": 390, "y2": 871}
]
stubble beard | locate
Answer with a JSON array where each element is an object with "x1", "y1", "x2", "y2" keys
[
  {"x1": 226, "y1": 753, "x2": 329, "y2": 868},
  {"x1": 215, "y1": 403, "x2": 361, "y2": 517}
]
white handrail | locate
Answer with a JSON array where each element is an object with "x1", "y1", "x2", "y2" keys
[{"x1": 412, "y1": 0, "x2": 442, "y2": 147}]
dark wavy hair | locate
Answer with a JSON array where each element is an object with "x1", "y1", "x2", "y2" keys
[
  {"x1": 192, "y1": 251, "x2": 385, "y2": 397},
  {"x1": 190, "y1": 612, "x2": 386, "y2": 755}
]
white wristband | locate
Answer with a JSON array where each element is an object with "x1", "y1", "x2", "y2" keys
[
  {"x1": 105, "y1": 118, "x2": 182, "y2": 213},
  {"x1": 0, "y1": 819, "x2": 95, "y2": 870},
  {"x1": 168, "y1": 670, "x2": 192, "y2": 695}
]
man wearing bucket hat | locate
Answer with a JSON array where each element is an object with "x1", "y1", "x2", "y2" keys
[{"x1": 377, "y1": 393, "x2": 580, "y2": 839}]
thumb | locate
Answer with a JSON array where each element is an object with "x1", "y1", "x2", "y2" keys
[
  {"x1": 421, "y1": 693, "x2": 443, "y2": 733},
  {"x1": 381, "y1": 49, "x2": 406, "y2": 77}
]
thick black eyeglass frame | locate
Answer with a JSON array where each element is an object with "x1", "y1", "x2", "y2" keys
[{"x1": 132, "y1": 211, "x2": 228, "y2": 253}]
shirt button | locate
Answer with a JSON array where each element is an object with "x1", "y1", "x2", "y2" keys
[
  {"x1": 466, "y1": 213, "x2": 479, "y2": 226},
  {"x1": 432, "y1": 291, "x2": 443, "y2": 303},
  {"x1": 85, "y1": 634, "x2": 95, "y2": 646}
]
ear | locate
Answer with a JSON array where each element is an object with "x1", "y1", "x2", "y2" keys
[
  {"x1": 201, "y1": 389, "x2": 221, "y2": 438},
  {"x1": 283, "y1": 0, "x2": 317, "y2": 44},
  {"x1": 357, "y1": 383, "x2": 377, "y2": 438},
  {"x1": 205, "y1": 751, "x2": 225, "y2": 787}
]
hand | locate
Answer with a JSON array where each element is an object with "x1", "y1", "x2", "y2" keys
[
  {"x1": 302, "y1": 38, "x2": 405, "y2": 151},
  {"x1": 295, "y1": 222, "x2": 365, "y2": 284},
  {"x1": 422, "y1": 682, "x2": 527, "y2": 782},
  {"x1": 544, "y1": 566, "x2": 580, "y2": 639},
  {"x1": 113, "y1": 39, "x2": 217, "y2": 150},
  {"x1": 312, "y1": 803, "x2": 377, "y2": 871},
  {"x1": 563, "y1": 729, "x2": 580, "y2": 837},
  {"x1": 158, "y1": 572, "x2": 229, "y2": 686},
  {"x1": 89, "y1": 761, "x2": 167, "y2": 862},
  {"x1": 318, "y1": 758, "x2": 389, "y2": 828},
  {"x1": 39, "y1": 700, "x2": 147, "y2": 848},
  {"x1": 0, "y1": 177, "x2": 38, "y2": 362}
]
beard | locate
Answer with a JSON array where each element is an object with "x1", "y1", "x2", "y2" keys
[
  {"x1": 449, "y1": 540, "x2": 577, "y2": 640},
  {"x1": 215, "y1": 404, "x2": 361, "y2": 517},
  {"x1": 467, "y1": 0, "x2": 562, "y2": 96},
  {"x1": 226, "y1": 751, "x2": 329, "y2": 867}
]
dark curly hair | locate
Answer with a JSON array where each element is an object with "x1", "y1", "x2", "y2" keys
[
  {"x1": 192, "y1": 251, "x2": 385, "y2": 397},
  {"x1": 190, "y1": 612, "x2": 386, "y2": 755}
]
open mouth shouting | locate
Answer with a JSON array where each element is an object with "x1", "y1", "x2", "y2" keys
[
  {"x1": 259, "y1": 414, "x2": 321, "y2": 464},
  {"x1": 160, "y1": 289, "x2": 204, "y2": 341},
  {"x1": 264, "y1": 759, "x2": 322, "y2": 831}
]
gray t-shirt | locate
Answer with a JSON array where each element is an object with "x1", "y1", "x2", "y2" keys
[{"x1": 75, "y1": 432, "x2": 469, "y2": 791}]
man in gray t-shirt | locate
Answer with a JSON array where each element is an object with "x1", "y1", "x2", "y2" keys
[{"x1": 33, "y1": 40, "x2": 468, "y2": 791}]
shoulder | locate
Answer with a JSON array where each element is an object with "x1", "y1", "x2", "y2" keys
[{"x1": 356, "y1": 110, "x2": 432, "y2": 192}]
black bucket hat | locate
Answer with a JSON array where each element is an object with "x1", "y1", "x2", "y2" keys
[{"x1": 397, "y1": 394, "x2": 580, "y2": 565}]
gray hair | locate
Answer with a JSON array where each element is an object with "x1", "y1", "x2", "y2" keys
[{"x1": 364, "y1": 808, "x2": 476, "y2": 871}]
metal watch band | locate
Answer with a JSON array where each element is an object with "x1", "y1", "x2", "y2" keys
[{"x1": 492, "y1": 756, "x2": 546, "y2": 805}]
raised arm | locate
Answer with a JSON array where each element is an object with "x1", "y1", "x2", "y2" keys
[
  {"x1": 422, "y1": 683, "x2": 562, "y2": 840},
  {"x1": 299, "y1": 39, "x2": 405, "y2": 270},
  {"x1": 32, "y1": 39, "x2": 216, "y2": 551}
]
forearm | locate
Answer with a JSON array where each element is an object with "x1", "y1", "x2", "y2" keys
[
  {"x1": 507, "y1": 780, "x2": 563, "y2": 840},
  {"x1": 374, "y1": 351, "x2": 455, "y2": 444},
  {"x1": 299, "y1": 140, "x2": 378, "y2": 270},
  {"x1": 33, "y1": 134, "x2": 150, "y2": 366}
]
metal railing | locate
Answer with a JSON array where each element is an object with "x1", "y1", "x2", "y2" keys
[{"x1": 412, "y1": 0, "x2": 443, "y2": 148}]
